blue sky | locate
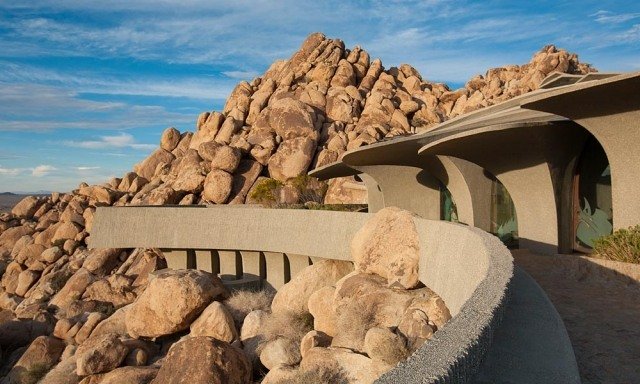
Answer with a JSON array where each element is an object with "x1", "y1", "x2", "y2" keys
[{"x1": 0, "y1": 1, "x2": 638, "y2": 192}]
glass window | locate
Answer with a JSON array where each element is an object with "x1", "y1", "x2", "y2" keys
[
  {"x1": 575, "y1": 138, "x2": 612, "y2": 249},
  {"x1": 490, "y1": 178, "x2": 518, "y2": 248},
  {"x1": 439, "y1": 182, "x2": 458, "y2": 222}
]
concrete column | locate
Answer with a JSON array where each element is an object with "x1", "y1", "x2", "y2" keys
[
  {"x1": 161, "y1": 249, "x2": 189, "y2": 270},
  {"x1": 240, "y1": 251, "x2": 264, "y2": 279},
  {"x1": 419, "y1": 123, "x2": 589, "y2": 254},
  {"x1": 263, "y1": 251, "x2": 289, "y2": 289},
  {"x1": 421, "y1": 156, "x2": 476, "y2": 226},
  {"x1": 287, "y1": 254, "x2": 312, "y2": 279},
  {"x1": 354, "y1": 165, "x2": 441, "y2": 220},
  {"x1": 359, "y1": 173, "x2": 384, "y2": 213},
  {"x1": 195, "y1": 250, "x2": 214, "y2": 273},
  {"x1": 218, "y1": 250, "x2": 242, "y2": 279},
  {"x1": 446, "y1": 157, "x2": 493, "y2": 231}
]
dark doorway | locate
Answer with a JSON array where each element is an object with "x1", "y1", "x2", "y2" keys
[{"x1": 573, "y1": 136, "x2": 612, "y2": 252}]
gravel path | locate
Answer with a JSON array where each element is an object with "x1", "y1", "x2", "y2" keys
[{"x1": 514, "y1": 251, "x2": 640, "y2": 384}]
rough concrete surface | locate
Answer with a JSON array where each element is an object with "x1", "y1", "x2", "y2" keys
[{"x1": 514, "y1": 250, "x2": 640, "y2": 384}]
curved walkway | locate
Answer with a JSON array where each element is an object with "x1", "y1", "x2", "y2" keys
[{"x1": 514, "y1": 251, "x2": 640, "y2": 384}]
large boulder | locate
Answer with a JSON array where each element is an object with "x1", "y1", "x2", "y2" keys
[
  {"x1": 99, "y1": 366, "x2": 158, "y2": 384},
  {"x1": 3, "y1": 336, "x2": 66, "y2": 384},
  {"x1": 227, "y1": 160, "x2": 263, "y2": 204},
  {"x1": 189, "y1": 301, "x2": 237, "y2": 342},
  {"x1": 202, "y1": 169, "x2": 233, "y2": 204},
  {"x1": 151, "y1": 336, "x2": 250, "y2": 384},
  {"x1": 126, "y1": 269, "x2": 227, "y2": 338},
  {"x1": 134, "y1": 149, "x2": 175, "y2": 180},
  {"x1": 268, "y1": 136, "x2": 317, "y2": 182},
  {"x1": 75, "y1": 333, "x2": 129, "y2": 376},
  {"x1": 271, "y1": 259, "x2": 353, "y2": 314},
  {"x1": 168, "y1": 150, "x2": 206, "y2": 193},
  {"x1": 11, "y1": 196, "x2": 41, "y2": 219},
  {"x1": 82, "y1": 248, "x2": 123, "y2": 277},
  {"x1": 90, "y1": 305, "x2": 131, "y2": 339},
  {"x1": 267, "y1": 98, "x2": 316, "y2": 140},
  {"x1": 330, "y1": 272, "x2": 450, "y2": 352},
  {"x1": 49, "y1": 268, "x2": 96, "y2": 312},
  {"x1": 160, "y1": 127, "x2": 181, "y2": 152},
  {"x1": 0, "y1": 226, "x2": 34, "y2": 249},
  {"x1": 350, "y1": 207, "x2": 420, "y2": 289}
]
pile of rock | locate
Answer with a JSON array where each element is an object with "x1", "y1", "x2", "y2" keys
[
  {"x1": 254, "y1": 207, "x2": 451, "y2": 383},
  {"x1": 69, "y1": 33, "x2": 592, "y2": 207},
  {"x1": 0, "y1": 204, "x2": 447, "y2": 384}
]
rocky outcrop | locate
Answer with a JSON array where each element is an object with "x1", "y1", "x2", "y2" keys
[{"x1": 18, "y1": 33, "x2": 590, "y2": 208}]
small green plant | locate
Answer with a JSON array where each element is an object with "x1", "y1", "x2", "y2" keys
[
  {"x1": 593, "y1": 225, "x2": 640, "y2": 264},
  {"x1": 288, "y1": 175, "x2": 327, "y2": 204},
  {"x1": 249, "y1": 178, "x2": 283, "y2": 205}
]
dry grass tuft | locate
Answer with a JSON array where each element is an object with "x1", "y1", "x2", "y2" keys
[
  {"x1": 333, "y1": 298, "x2": 377, "y2": 351},
  {"x1": 223, "y1": 288, "x2": 275, "y2": 327},
  {"x1": 258, "y1": 310, "x2": 314, "y2": 353}
]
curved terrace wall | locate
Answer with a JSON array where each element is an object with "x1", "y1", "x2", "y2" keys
[{"x1": 90, "y1": 206, "x2": 514, "y2": 383}]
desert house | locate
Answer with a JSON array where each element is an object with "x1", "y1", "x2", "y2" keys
[{"x1": 311, "y1": 71, "x2": 638, "y2": 256}]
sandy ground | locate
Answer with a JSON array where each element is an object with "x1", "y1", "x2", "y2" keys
[{"x1": 514, "y1": 251, "x2": 640, "y2": 384}]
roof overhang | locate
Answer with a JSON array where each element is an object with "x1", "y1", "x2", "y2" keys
[{"x1": 309, "y1": 71, "x2": 640, "y2": 181}]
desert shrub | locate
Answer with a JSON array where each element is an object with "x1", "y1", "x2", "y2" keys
[
  {"x1": 257, "y1": 310, "x2": 314, "y2": 353},
  {"x1": 249, "y1": 178, "x2": 283, "y2": 205},
  {"x1": 333, "y1": 298, "x2": 377, "y2": 352},
  {"x1": 223, "y1": 288, "x2": 275, "y2": 328},
  {"x1": 288, "y1": 175, "x2": 327, "y2": 204},
  {"x1": 302, "y1": 202, "x2": 367, "y2": 212},
  {"x1": 593, "y1": 225, "x2": 640, "y2": 264}
]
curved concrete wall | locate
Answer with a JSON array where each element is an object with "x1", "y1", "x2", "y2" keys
[{"x1": 90, "y1": 206, "x2": 513, "y2": 383}]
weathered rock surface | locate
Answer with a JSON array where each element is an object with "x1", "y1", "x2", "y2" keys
[
  {"x1": 271, "y1": 259, "x2": 353, "y2": 314},
  {"x1": 75, "y1": 333, "x2": 128, "y2": 376},
  {"x1": 351, "y1": 207, "x2": 420, "y2": 288},
  {"x1": 189, "y1": 301, "x2": 238, "y2": 342},
  {"x1": 126, "y1": 269, "x2": 227, "y2": 338},
  {"x1": 151, "y1": 336, "x2": 251, "y2": 384}
]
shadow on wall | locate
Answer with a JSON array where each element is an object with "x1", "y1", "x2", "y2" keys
[{"x1": 514, "y1": 251, "x2": 640, "y2": 384}]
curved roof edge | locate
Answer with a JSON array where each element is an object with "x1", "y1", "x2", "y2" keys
[{"x1": 307, "y1": 71, "x2": 640, "y2": 180}]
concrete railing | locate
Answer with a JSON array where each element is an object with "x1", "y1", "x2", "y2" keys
[{"x1": 90, "y1": 206, "x2": 514, "y2": 383}]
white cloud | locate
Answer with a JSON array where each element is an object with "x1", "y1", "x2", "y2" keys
[
  {"x1": 592, "y1": 10, "x2": 640, "y2": 24},
  {"x1": 222, "y1": 70, "x2": 260, "y2": 79},
  {"x1": 0, "y1": 165, "x2": 22, "y2": 176},
  {"x1": 75, "y1": 166, "x2": 100, "y2": 171},
  {"x1": 32, "y1": 165, "x2": 57, "y2": 177},
  {"x1": 63, "y1": 133, "x2": 156, "y2": 151}
]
